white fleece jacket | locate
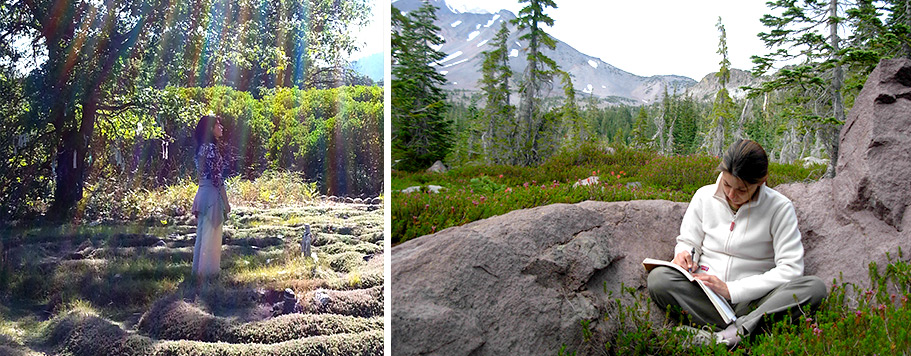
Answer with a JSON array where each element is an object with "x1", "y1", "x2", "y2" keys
[{"x1": 674, "y1": 173, "x2": 805, "y2": 304}]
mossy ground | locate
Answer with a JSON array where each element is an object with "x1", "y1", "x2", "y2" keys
[{"x1": 0, "y1": 200, "x2": 383, "y2": 356}]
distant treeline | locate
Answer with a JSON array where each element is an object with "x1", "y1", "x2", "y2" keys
[{"x1": 1, "y1": 85, "x2": 382, "y2": 219}]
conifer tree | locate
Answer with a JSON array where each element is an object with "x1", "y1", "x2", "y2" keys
[
  {"x1": 391, "y1": 2, "x2": 453, "y2": 171},
  {"x1": 751, "y1": 0, "x2": 848, "y2": 177},
  {"x1": 557, "y1": 71, "x2": 587, "y2": 149},
  {"x1": 478, "y1": 21, "x2": 515, "y2": 164},
  {"x1": 511, "y1": 0, "x2": 560, "y2": 166},
  {"x1": 705, "y1": 17, "x2": 736, "y2": 157},
  {"x1": 671, "y1": 94, "x2": 700, "y2": 155},
  {"x1": 630, "y1": 107, "x2": 652, "y2": 149}
]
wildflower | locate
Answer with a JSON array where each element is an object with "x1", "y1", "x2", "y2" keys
[
  {"x1": 592, "y1": 171, "x2": 596, "y2": 176},
  {"x1": 498, "y1": 174, "x2": 503, "y2": 178},
  {"x1": 805, "y1": 317, "x2": 813, "y2": 323},
  {"x1": 855, "y1": 310, "x2": 863, "y2": 317},
  {"x1": 611, "y1": 171, "x2": 615, "y2": 176},
  {"x1": 505, "y1": 187, "x2": 512, "y2": 193},
  {"x1": 812, "y1": 327, "x2": 822, "y2": 336},
  {"x1": 425, "y1": 204, "x2": 429, "y2": 209},
  {"x1": 523, "y1": 182, "x2": 529, "y2": 188},
  {"x1": 619, "y1": 170, "x2": 625, "y2": 175},
  {"x1": 431, "y1": 226, "x2": 437, "y2": 234},
  {"x1": 472, "y1": 200, "x2": 479, "y2": 206}
]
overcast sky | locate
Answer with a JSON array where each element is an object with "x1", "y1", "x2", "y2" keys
[
  {"x1": 443, "y1": 0, "x2": 776, "y2": 80},
  {"x1": 351, "y1": 0, "x2": 385, "y2": 61}
]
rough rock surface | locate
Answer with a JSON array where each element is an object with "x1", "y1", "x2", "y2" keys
[
  {"x1": 427, "y1": 160, "x2": 448, "y2": 173},
  {"x1": 392, "y1": 201, "x2": 686, "y2": 355},
  {"x1": 391, "y1": 58, "x2": 911, "y2": 355},
  {"x1": 776, "y1": 58, "x2": 911, "y2": 286}
]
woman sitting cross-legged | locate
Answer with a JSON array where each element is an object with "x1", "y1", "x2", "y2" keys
[{"x1": 647, "y1": 139, "x2": 827, "y2": 347}]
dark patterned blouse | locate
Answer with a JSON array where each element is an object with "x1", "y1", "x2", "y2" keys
[{"x1": 195, "y1": 143, "x2": 225, "y2": 188}]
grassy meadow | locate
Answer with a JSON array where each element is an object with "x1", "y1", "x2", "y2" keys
[
  {"x1": 392, "y1": 144, "x2": 825, "y2": 244},
  {"x1": 0, "y1": 171, "x2": 383, "y2": 356}
]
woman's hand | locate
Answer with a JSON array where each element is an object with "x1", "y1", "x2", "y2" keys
[
  {"x1": 672, "y1": 250, "x2": 696, "y2": 272},
  {"x1": 693, "y1": 274, "x2": 731, "y2": 300}
]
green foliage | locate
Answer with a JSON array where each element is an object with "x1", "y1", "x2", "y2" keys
[
  {"x1": 589, "y1": 253, "x2": 911, "y2": 355},
  {"x1": 479, "y1": 21, "x2": 518, "y2": 165},
  {"x1": 511, "y1": 0, "x2": 562, "y2": 166},
  {"x1": 1, "y1": 84, "x2": 381, "y2": 223},
  {"x1": 391, "y1": 145, "x2": 823, "y2": 243},
  {"x1": 391, "y1": 2, "x2": 454, "y2": 172}
]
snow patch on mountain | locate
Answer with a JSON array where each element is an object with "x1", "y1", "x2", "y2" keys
[
  {"x1": 440, "y1": 51, "x2": 463, "y2": 63},
  {"x1": 451, "y1": 20, "x2": 462, "y2": 27},
  {"x1": 476, "y1": 39, "x2": 489, "y2": 47},
  {"x1": 588, "y1": 60, "x2": 598, "y2": 69},
  {"x1": 468, "y1": 31, "x2": 480, "y2": 41},
  {"x1": 444, "y1": 58, "x2": 471, "y2": 68},
  {"x1": 509, "y1": 49, "x2": 518, "y2": 57},
  {"x1": 485, "y1": 15, "x2": 501, "y2": 27}
]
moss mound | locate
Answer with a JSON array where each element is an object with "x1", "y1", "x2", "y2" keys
[
  {"x1": 153, "y1": 330, "x2": 383, "y2": 356},
  {"x1": 45, "y1": 310, "x2": 154, "y2": 356},
  {"x1": 139, "y1": 299, "x2": 382, "y2": 344},
  {"x1": 303, "y1": 286, "x2": 382, "y2": 318}
]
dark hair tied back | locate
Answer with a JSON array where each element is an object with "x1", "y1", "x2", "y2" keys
[
  {"x1": 194, "y1": 115, "x2": 219, "y2": 151},
  {"x1": 718, "y1": 139, "x2": 768, "y2": 185}
]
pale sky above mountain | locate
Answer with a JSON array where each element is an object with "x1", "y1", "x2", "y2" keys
[{"x1": 443, "y1": 0, "x2": 781, "y2": 80}]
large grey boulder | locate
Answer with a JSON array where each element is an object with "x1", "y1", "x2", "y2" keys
[
  {"x1": 776, "y1": 57, "x2": 911, "y2": 286},
  {"x1": 392, "y1": 201, "x2": 686, "y2": 355}
]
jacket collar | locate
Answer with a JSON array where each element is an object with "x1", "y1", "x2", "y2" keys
[{"x1": 713, "y1": 172, "x2": 765, "y2": 208}]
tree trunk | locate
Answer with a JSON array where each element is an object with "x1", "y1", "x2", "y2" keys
[
  {"x1": 826, "y1": 0, "x2": 844, "y2": 178},
  {"x1": 49, "y1": 94, "x2": 98, "y2": 221}
]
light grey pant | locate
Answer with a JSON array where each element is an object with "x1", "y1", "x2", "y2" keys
[{"x1": 647, "y1": 266, "x2": 827, "y2": 336}]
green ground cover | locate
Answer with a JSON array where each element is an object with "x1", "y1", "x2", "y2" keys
[
  {"x1": 0, "y1": 173, "x2": 383, "y2": 356},
  {"x1": 392, "y1": 144, "x2": 825, "y2": 244}
]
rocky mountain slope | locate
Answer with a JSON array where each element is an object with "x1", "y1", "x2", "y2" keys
[
  {"x1": 392, "y1": 0, "x2": 697, "y2": 105},
  {"x1": 685, "y1": 68, "x2": 764, "y2": 102}
]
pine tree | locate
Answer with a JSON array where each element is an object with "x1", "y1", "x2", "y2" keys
[
  {"x1": 557, "y1": 71, "x2": 588, "y2": 149},
  {"x1": 751, "y1": 0, "x2": 849, "y2": 177},
  {"x1": 630, "y1": 107, "x2": 652, "y2": 149},
  {"x1": 671, "y1": 94, "x2": 700, "y2": 155},
  {"x1": 391, "y1": 2, "x2": 454, "y2": 171},
  {"x1": 511, "y1": 0, "x2": 560, "y2": 166},
  {"x1": 705, "y1": 17, "x2": 736, "y2": 157},
  {"x1": 478, "y1": 21, "x2": 515, "y2": 165}
]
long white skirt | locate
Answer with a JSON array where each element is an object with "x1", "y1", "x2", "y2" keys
[{"x1": 192, "y1": 179, "x2": 226, "y2": 277}]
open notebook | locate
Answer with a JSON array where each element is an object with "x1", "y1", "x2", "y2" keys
[{"x1": 642, "y1": 258, "x2": 737, "y2": 325}]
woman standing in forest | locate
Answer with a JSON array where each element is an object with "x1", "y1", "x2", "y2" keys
[{"x1": 191, "y1": 115, "x2": 230, "y2": 277}]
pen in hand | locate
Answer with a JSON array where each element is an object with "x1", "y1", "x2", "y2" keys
[{"x1": 689, "y1": 247, "x2": 696, "y2": 272}]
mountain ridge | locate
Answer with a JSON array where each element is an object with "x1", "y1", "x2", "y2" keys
[{"x1": 393, "y1": 0, "x2": 701, "y2": 105}]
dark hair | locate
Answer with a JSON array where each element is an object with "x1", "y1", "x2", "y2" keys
[
  {"x1": 194, "y1": 115, "x2": 219, "y2": 152},
  {"x1": 718, "y1": 139, "x2": 768, "y2": 184}
]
